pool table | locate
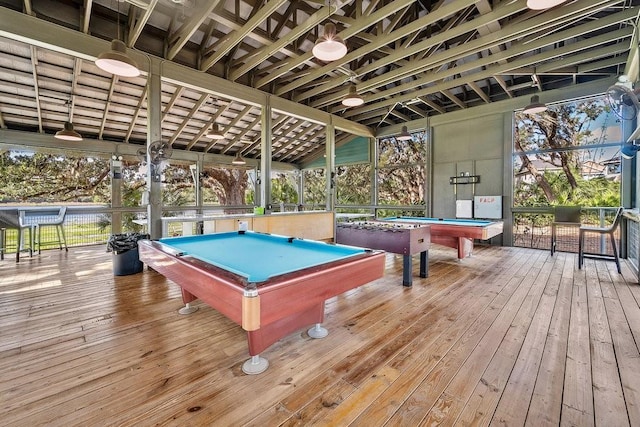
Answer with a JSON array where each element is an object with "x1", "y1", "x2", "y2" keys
[
  {"x1": 381, "y1": 217, "x2": 503, "y2": 259},
  {"x1": 336, "y1": 221, "x2": 430, "y2": 287},
  {"x1": 137, "y1": 231, "x2": 385, "y2": 374}
]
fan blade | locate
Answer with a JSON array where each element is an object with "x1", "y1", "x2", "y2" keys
[
  {"x1": 606, "y1": 84, "x2": 639, "y2": 121},
  {"x1": 148, "y1": 141, "x2": 173, "y2": 164}
]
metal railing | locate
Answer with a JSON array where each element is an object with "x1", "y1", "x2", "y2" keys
[
  {"x1": 512, "y1": 207, "x2": 621, "y2": 255},
  {"x1": 0, "y1": 204, "x2": 623, "y2": 258},
  {"x1": 0, "y1": 204, "x2": 260, "y2": 255}
]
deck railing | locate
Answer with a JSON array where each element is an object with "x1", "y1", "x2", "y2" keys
[
  {"x1": 0, "y1": 204, "x2": 623, "y2": 258},
  {"x1": 512, "y1": 207, "x2": 621, "y2": 255},
  {"x1": 0, "y1": 205, "x2": 255, "y2": 255}
]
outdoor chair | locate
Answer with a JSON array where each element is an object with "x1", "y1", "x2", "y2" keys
[
  {"x1": 21, "y1": 207, "x2": 68, "y2": 254},
  {"x1": 551, "y1": 206, "x2": 582, "y2": 256},
  {"x1": 578, "y1": 207, "x2": 624, "y2": 274},
  {"x1": 0, "y1": 209, "x2": 34, "y2": 262}
]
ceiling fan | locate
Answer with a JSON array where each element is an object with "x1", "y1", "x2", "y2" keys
[
  {"x1": 606, "y1": 76, "x2": 640, "y2": 121},
  {"x1": 147, "y1": 140, "x2": 173, "y2": 181},
  {"x1": 606, "y1": 76, "x2": 640, "y2": 159}
]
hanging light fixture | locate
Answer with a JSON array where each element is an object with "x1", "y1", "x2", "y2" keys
[
  {"x1": 206, "y1": 123, "x2": 225, "y2": 139},
  {"x1": 95, "y1": 1, "x2": 140, "y2": 77},
  {"x1": 232, "y1": 151, "x2": 246, "y2": 165},
  {"x1": 313, "y1": 22, "x2": 347, "y2": 61},
  {"x1": 312, "y1": 2, "x2": 346, "y2": 62},
  {"x1": 55, "y1": 100, "x2": 82, "y2": 141},
  {"x1": 396, "y1": 126, "x2": 412, "y2": 141},
  {"x1": 526, "y1": 0, "x2": 567, "y2": 10},
  {"x1": 342, "y1": 83, "x2": 364, "y2": 107},
  {"x1": 522, "y1": 95, "x2": 548, "y2": 114},
  {"x1": 96, "y1": 40, "x2": 140, "y2": 77}
]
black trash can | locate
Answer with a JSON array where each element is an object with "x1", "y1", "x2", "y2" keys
[{"x1": 107, "y1": 233, "x2": 149, "y2": 276}]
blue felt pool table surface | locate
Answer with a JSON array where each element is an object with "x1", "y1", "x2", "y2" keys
[{"x1": 158, "y1": 231, "x2": 369, "y2": 283}]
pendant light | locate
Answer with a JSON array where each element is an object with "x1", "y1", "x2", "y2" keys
[
  {"x1": 55, "y1": 100, "x2": 82, "y2": 141},
  {"x1": 396, "y1": 126, "x2": 412, "y2": 141},
  {"x1": 313, "y1": 23, "x2": 347, "y2": 61},
  {"x1": 206, "y1": 123, "x2": 225, "y2": 139},
  {"x1": 232, "y1": 152, "x2": 246, "y2": 165},
  {"x1": 526, "y1": 0, "x2": 567, "y2": 10},
  {"x1": 522, "y1": 95, "x2": 548, "y2": 114},
  {"x1": 95, "y1": 1, "x2": 140, "y2": 77},
  {"x1": 312, "y1": 2, "x2": 347, "y2": 62},
  {"x1": 96, "y1": 40, "x2": 140, "y2": 77},
  {"x1": 342, "y1": 83, "x2": 364, "y2": 107}
]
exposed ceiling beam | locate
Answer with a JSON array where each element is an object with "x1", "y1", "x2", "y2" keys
[
  {"x1": 341, "y1": 8, "x2": 635, "y2": 118},
  {"x1": 125, "y1": 84, "x2": 147, "y2": 142},
  {"x1": 204, "y1": 105, "x2": 252, "y2": 152},
  {"x1": 166, "y1": 0, "x2": 222, "y2": 60},
  {"x1": 168, "y1": 93, "x2": 209, "y2": 146},
  {"x1": 493, "y1": 75, "x2": 513, "y2": 98},
  {"x1": 415, "y1": 96, "x2": 444, "y2": 114},
  {"x1": 162, "y1": 87, "x2": 184, "y2": 122},
  {"x1": 229, "y1": 5, "x2": 333, "y2": 81},
  {"x1": 309, "y1": 0, "x2": 618, "y2": 108},
  {"x1": 468, "y1": 81, "x2": 491, "y2": 104},
  {"x1": 82, "y1": 0, "x2": 93, "y2": 34},
  {"x1": 200, "y1": 0, "x2": 289, "y2": 71},
  {"x1": 347, "y1": 34, "x2": 630, "y2": 120},
  {"x1": 279, "y1": 0, "x2": 477, "y2": 97},
  {"x1": 128, "y1": 0, "x2": 159, "y2": 46},
  {"x1": 29, "y1": 46, "x2": 43, "y2": 133},
  {"x1": 98, "y1": 75, "x2": 118, "y2": 139}
]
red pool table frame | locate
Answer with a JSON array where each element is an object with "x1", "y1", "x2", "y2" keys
[
  {"x1": 138, "y1": 239, "x2": 385, "y2": 373},
  {"x1": 383, "y1": 218, "x2": 503, "y2": 259}
]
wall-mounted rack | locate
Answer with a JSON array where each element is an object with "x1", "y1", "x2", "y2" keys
[{"x1": 449, "y1": 175, "x2": 480, "y2": 185}]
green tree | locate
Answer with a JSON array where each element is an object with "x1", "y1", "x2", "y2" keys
[
  {"x1": 514, "y1": 98, "x2": 617, "y2": 206},
  {"x1": 378, "y1": 131, "x2": 427, "y2": 206},
  {"x1": 0, "y1": 151, "x2": 111, "y2": 203},
  {"x1": 336, "y1": 164, "x2": 371, "y2": 205},
  {"x1": 303, "y1": 169, "x2": 327, "y2": 208},
  {"x1": 271, "y1": 172, "x2": 298, "y2": 204},
  {"x1": 202, "y1": 167, "x2": 249, "y2": 213}
]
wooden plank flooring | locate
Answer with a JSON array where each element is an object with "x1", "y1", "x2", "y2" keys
[{"x1": 1, "y1": 244, "x2": 639, "y2": 426}]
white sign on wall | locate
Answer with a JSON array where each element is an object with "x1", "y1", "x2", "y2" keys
[
  {"x1": 456, "y1": 200, "x2": 473, "y2": 218},
  {"x1": 474, "y1": 196, "x2": 502, "y2": 219}
]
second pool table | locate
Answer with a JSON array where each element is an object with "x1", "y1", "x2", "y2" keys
[
  {"x1": 381, "y1": 217, "x2": 503, "y2": 259},
  {"x1": 137, "y1": 231, "x2": 385, "y2": 374}
]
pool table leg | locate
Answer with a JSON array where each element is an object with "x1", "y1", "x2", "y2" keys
[
  {"x1": 242, "y1": 355, "x2": 269, "y2": 375},
  {"x1": 458, "y1": 237, "x2": 474, "y2": 259},
  {"x1": 179, "y1": 289, "x2": 199, "y2": 314},
  {"x1": 307, "y1": 323, "x2": 328, "y2": 338},
  {"x1": 178, "y1": 302, "x2": 199, "y2": 315}
]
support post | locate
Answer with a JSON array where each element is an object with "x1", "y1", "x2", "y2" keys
[{"x1": 147, "y1": 59, "x2": 163, "y2": 240}]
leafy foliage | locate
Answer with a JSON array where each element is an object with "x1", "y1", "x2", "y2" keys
[
  {"x1": 377, "y1": 131, "x2": 427, "y2": 206},
  {"x1": 303, "y1": 169, "x2": 327, "y2": 208},
  {"x1": 336, "y1": 164, "x2": 371, "y2": 205},
  {"x1": 271, "y1": 172, "x2": 299, "y2": 204},
  {"x1": 0, "y1": 151, "x2": 111, "y2": 203},
  {"x1": 513, "y1": 96, "x2": 621, "y2": 208}
]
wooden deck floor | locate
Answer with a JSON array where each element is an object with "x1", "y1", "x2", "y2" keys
[{"x1": 1, "y1": 244, "x2": 639, "y2": 426}]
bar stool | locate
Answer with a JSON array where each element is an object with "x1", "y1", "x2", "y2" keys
[
  {"x1": 578, "y1": 207, "x2": 624, "y2": 273},
  {"x1": 551, "y1": 206, "x2": 582, "y2": 256},
  {"x1": 0, "y1": 209, "x2": 34, "y2": 262},
  {"x1": 33, "y1": 207, "x2": 68, "y2": 254}
]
